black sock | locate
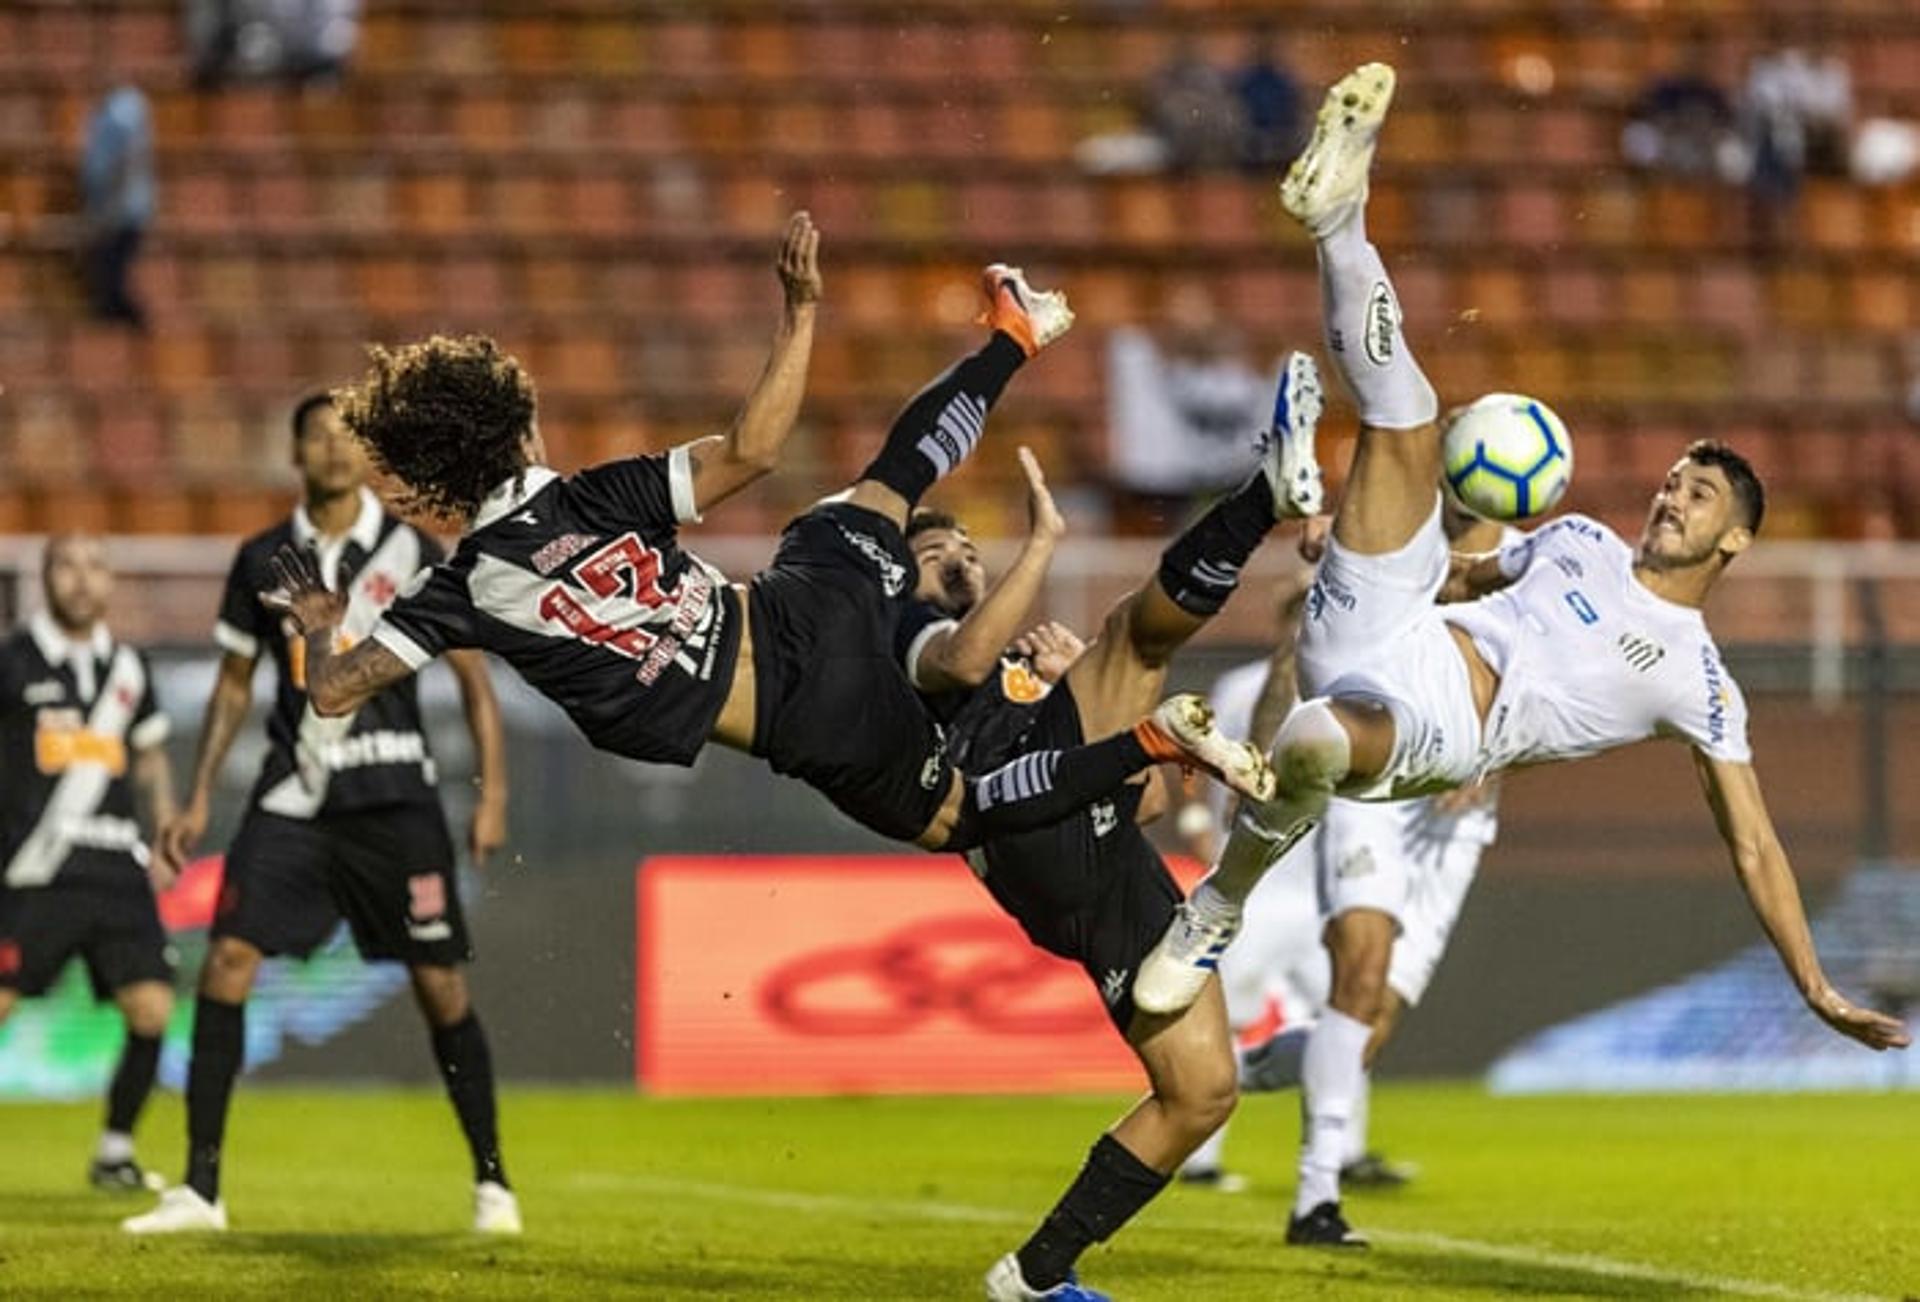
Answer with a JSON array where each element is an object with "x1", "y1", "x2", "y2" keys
[
  {"x1": 184, "y1": 996, "x2": 244, "y2": 1202},
  {"x1": 1016, "y1": 1134, "x2": 1170, "y2": 1290},
  {"x1": 1156, "y1": 472, "x2": 1279, "y2": 617},
  {"x1": 857, "y1": 332, "x2": 1027, "y2": 507},
  {"x1": 944, "y1": 731, "x2": 1153, "y2": 852},
  {"x1": 431, "y1": 1012, "x2": 507, "y2": 1188},
  {"x1": 104, "y1": 1030, "x2": 162, "y2": 1138}
]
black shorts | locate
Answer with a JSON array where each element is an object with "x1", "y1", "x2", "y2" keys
[
  {"x1": 748, "y1": 502, "x2": 954, "y2": 844},
  {"x1": 213, "y1": 804, "x2": 470, "y2": 966},
  {"x1": 0, "y1": 879, "x2": 173, "y2": 1000},
  {"x1": 970, "y1": 683, "x2": 1180, "y2": 1033}
]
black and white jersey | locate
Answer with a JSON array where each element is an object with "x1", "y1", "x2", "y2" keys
[
  {"x1": 894, "y1": 597, "x2": 1054, "y2": 773},
  {"x1": 216, "y1": 488, "x2": 443, "y2": 817},
  {"x1": 370, "y1": 450, "x2": 741, "y2": 767},
  {"x1": 0, "y1": 614, "x2": 168, "y2": 892}
]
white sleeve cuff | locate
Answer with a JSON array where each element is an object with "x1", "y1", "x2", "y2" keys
[
  {"x1": 370, "y1": 621, "x2": 433, "y2": 670},
  {"x1": 213, "y1": 620, "x2": 260, "y2": 659},
  {"x1": 903, "y1": 618, "x2": 959, "y2": 691},
  {"x1": 129, "y1": 713, "x2": 171, "y2": 751},
  {"x1": 668, "y1": 444, "x2": 703, "y2": 525}
]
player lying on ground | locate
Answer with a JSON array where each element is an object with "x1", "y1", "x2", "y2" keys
[
  {"x1": 259, "y1": 216, "x2": 1272, "y2": 866},
  {"x1": 1179, "y1": 518, "x2": 1504, "y2": 1202},
  {"x1": 125, "y1": 390, "x2": 518, "y2": 1236},
  {"x1": 1133, "y1": 61, "x2": 1910, "y2": 1245},
  {"x1": 0, "y1": 534, "x2": 177, "y2": 1192},
  {"x1": 894, "y1": 355, "x2": 1328, "y2": 1301}
]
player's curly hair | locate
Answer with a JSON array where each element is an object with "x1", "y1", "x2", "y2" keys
[{"x1": 334, "y1": 334, "x2": 537, "y2": 522}]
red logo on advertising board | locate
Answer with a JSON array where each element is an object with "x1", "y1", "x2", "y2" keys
[{"x1": 635, "y1": 855, "x2": 1201, "y2": 1096}]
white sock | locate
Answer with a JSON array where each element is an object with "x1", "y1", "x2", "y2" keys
[
  {"x1": 1295, "y1": 1008, "x2": 1371, "y2": 1217},
  {"x1": 1182, "y1": 1121, "x2": 1230, "y2": 1176},
  {"x1": 1344, "y1": 1075, "x2": 1372, "y2": 1166},
  {"x1": 1317, "y1": 209, "x2": 1437, "y2": 431},
  {"x1": 1239, "y1": 1024, "x2": 1311, "y2": 1093},
  {"x1": 96, "y1": 1130, "x2": 134, "y2": 1164},
  {"x1": 1195, "y1": 798, "x2": 1323, "y2": 917}
]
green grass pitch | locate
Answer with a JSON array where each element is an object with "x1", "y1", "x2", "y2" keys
[{"x1": 4, "y1": 1085, "x2": 1915, "y2": 1299}]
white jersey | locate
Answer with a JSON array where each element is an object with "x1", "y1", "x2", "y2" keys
[{"x1": 1445, "y1": 514, "x2": 1751, "y2": 777}]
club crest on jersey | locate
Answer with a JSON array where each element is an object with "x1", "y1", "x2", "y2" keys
[
  {"x1": 1090, "y1": 800, "x2": 1118, "y2": 838},
  {"x1": 1617, "y1": 633, "x2": 1665, "y2": 672},
  {"x1": 999, "y1": 659, "x2": 1049, "y2": 705},
  {"x1": 360, "y1": 572, "x2": 398, "y2": 606}
]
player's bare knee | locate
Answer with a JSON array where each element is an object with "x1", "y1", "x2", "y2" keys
[
  {"x1": 409, "y1": 964, "x2": 470, "y2": 1026},
  {"x1": 1272, "y1": 698, "x2": 1355, "y2": 794},
  {"x1": 200, "y1": 938, "x2": 262, "y2": 1000},
  {"x1": 121, "y1": 982, "x2": 173, "y2": 1037},
  {"x1": 0, "y1": 989, "x2": 15, "y2": 1026}
]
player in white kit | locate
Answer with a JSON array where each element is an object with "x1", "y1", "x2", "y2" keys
[
  {"x1": 1182, "y1": 515, "x2": 1507, "y2": 1196},
  {"x1": 1134, "y1": 61, "x2": 1910, "y2": 1246}
]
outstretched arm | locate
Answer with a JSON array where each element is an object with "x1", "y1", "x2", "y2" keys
[
  {"x1": 1693, "y1": 749, "x2": 1910, "y2": 1051},
  {"x1": 261, "y1": 546, "x2": 416, "y2": 718},
  {"x1": 914, "y1": 448, "x2": 1065, "y2": 692},
  {"x1": 683, "y1": 212, "x2": 823, "y2": 515}
]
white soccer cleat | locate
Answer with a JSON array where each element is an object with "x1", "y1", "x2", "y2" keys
[
  {"x1": 1132, "y1": 901, "x2": 1241, "y2": 1016},
  {"x1": 120, "y1": 1184, "x2": 228, "y2": 1234},
  {"x1": 1263, "y1": 350, "x2": 1326, "y2": 518},
  {"x1": 473, "y1": 1180, "x2": 523, "y2": 1234},
  {"x1": 979, "y1": 264, "x2": 1075, "y2": 357},
  {"x1": 1139, "y1": 695, "x2": 1277, "y2": 803},
  {"x1": 984, "y1": 1251, "x2": 1112, "y2": 1301},
  {"x1": 1281, "y1": 62, "x2": 1398, "y2": 238}
]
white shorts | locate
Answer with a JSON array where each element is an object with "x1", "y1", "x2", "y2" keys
[
  {"x1": 1217, "y1": 830, "x2": 1327, "y2": 1032},
  {"x1": 1297, "y1": 502, "x2": 1483, "y2": 799},
  {"x1": 1387, "y1": 826, "x2": 1484, "y2": 1007},
  {"x1": 1316, "y1": 795, "x2": 1487, "y2": 1007}
]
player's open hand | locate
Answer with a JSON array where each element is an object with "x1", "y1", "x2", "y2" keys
[
  {"x1": 1018, "y1": 446, "x2": 1065, "y2": 545},
  {"x1": 1013, "y1": 620, "x2": 1084, "y2": 684},
  {"x1": 260, "y1": 544, "x2": 347, "y2": 636},
  {"x1": 777, "y1": 211, "x2": 821, "y2": 307},
  {"x1": 1808, "y1": 984, "x2": 1911, "y2": 1051}
]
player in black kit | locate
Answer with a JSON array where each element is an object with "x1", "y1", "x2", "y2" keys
[
  {"x1": 123, "y1": 392, "x2": 516, "y2": 1236},
  {"x1": 263, "y1": 215, "x2": 1274, "y2": 864},
  {"x1": 896, "y1": 356, "x2": 1328, "y2": 1302},
  {"x1": 0, "y1": 534, "x2": 178, "y2": 1192}
]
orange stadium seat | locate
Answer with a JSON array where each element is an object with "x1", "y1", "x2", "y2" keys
[{"x1": 0, "y1": 6, "x2": 1909, "y2": 531}]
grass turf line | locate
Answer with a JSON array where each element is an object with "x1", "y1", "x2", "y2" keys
[{"x1": 2, "y1": 1084, "x2": 1914, "y2": 1299}]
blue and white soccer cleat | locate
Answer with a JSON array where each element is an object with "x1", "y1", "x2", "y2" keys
[
  {"x1": 1130, "y1": 901, "x2": 1240, "y2": 1017},
  {"x1": 1280, "y1": 62, "x2": 1397, "y2": 239},
  {"x1": 1262, "y1": 350, "x2": 1326, "y2": 519},
  {"x1": 984, "y1": 1252, "x2": 1114, "y2": 1301}
]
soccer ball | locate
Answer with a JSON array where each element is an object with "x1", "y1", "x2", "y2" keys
[{"x1": 1440, "y1": 392, "x2": 1573, "y2": 522}]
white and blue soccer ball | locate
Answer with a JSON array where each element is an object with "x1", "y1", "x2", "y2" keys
[{"x1": 1440, "y1": 392, "x2": 1573, "y2": 522}]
